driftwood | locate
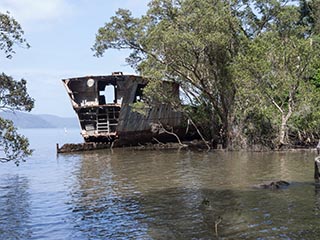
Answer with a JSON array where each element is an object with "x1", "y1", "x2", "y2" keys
[
  {"x1": 188, "y1": 118, "x2": 211, "y2": 150},
  {"x1": 151, "y1": 122, "x2": 187, "y2": 147},
  {"x1": 214, "y1": 216, "x2": 222, "y2": 237}
]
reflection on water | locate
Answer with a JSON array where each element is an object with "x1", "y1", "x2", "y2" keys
[
  {"x1": 0, "y1": 176, "x2": 31, "y2": 239},
  {"x1": 0, "y1": 129, "x2": 320, "y2": 239},
  {"x1": 66, "y1": 150, "x2": 319, "y2": 239}
]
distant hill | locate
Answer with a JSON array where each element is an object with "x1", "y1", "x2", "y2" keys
[{"x1": 0, "y1": 111, "x2": 79, "y2": 129}]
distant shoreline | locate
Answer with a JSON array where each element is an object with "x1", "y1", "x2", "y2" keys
[
  {"x1": 1, "y1": 111, "x2": 79, "y2": 129},
  {"x1": 18, "y1": 127, "x2": 80, "y2": 129}
]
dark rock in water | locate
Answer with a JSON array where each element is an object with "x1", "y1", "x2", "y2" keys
[
  {"x1": 255, "y1": 180, "x2": 290, "y2": 189},
  {"x1": 199, "y1": 197, "x2": 213, "y2": 210},
  {"x1": 201, "y1": 198, "x2": 210, "y2": 206}
]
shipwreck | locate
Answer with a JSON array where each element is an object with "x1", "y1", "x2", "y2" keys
[{"x1": 62, "y1": 72, "x2": 187, "y2": 147}]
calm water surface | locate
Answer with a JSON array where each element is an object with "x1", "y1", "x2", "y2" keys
[{"x1": 0, "y1": 128, "x2": 319, "y2": 239}]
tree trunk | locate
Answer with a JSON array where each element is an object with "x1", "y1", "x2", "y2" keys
[
  {"x1": 279, "y1": 111, "x2": 292, "y2": 147},
  {"x1": 210, "y1": 110, "x2": 220, "y2": 148},
  {"x1": 221, "y1": 121, "x2": 229, "y2": 149},
  {"x1": 279, "y1": 116, "x2": 287, "y2": 146},
  {"x1": 221, "y1": 112, "x2": 233, "y2": 149}
]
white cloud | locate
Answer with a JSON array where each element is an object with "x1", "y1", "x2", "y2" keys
[{"x1": 0, "y1": 0, "x2": 72, "y2": 24}]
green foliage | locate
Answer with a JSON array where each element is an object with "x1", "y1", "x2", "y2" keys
[
  {"x1": 130, "y1": 101, "x2": 150, "y2": 116},
  {"x1": 290, "y1": 79, "x2": 320, "y2": 140},
  {"x1": 93, "y1": 0, "x2": 320, "y2": 148},
  {"x1": 93, "y1": 0, "x2": 244, "y2": 147},
  {"x1": 311, "y1": 68, "x2": 320, "y2": 88},
  {"x1": 0, "y1": 12, "x2": 30, "y2": 59},
  {"x1": 0, "y1": 118, "x2": 33, "y2": 165},
  {"x1": 0, "y1": 73, "x2": 34, "y2": 111},
  {"x1": 242, "y1": 110, "x2": 276, "y2": 148},
  {"x1": 299, "y1": 0, "x2": 320, "y2": 34},
  {"x1": 184, "y1": 103, "x2": 215, "y2": 140},
  {"x1": 0, "y1": 11, "x2": 34, "y2": 165},
  {"x1": 234, "y1": 1, "x2": 320, "y2": 146}
]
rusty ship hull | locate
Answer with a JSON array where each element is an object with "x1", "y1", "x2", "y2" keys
[{"x1": 62, "y1": 72, "x2": 185, "y2": 146}]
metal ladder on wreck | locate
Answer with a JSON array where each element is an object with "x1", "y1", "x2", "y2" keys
[{"x1": 97, "y1": 107, "x2": 120, "y2": 134}]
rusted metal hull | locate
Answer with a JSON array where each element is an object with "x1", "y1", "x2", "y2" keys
[
  {"x1": 62, "y1": 72, "x2": 186, "y2": 145},
  {"x1": 56, "y1": 142, "x2": 110, "y2": 153},
  {"x1": 116, "y1": 128, "x2": 187, "y2": 146}
]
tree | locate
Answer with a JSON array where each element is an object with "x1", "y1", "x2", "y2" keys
[
  {"x1": 289, "y1": 1, "x2": 320, "y2": 143},
  {"x1": 0, "y1": 12, "x2": 30, "y2": 58},
  {"x1": 234, "y1": 2, "x2": 320, "y2": 147},
  {"x1": 299, "y1": 0, "x2": 320, "y2": 34},
  {"x1": 0, "y1": 12, "x2": 34, "y2": 165},
  {"x1": 93, "y1": 0, "x2": 320, "y2": 149},
  {"x1": 93, "y1": 0, "x2": 244, "y2": 148}
]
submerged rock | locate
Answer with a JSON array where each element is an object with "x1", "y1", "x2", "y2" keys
[
  {"x1": 201, "y1": 198, "x2": 211, "y2": 206},
  {"x1": 254, "y1": 180, "x2": 290, "y2": 189},
  {"x1": 199, "y1": 197, "x2": 213, "y2": 210}
]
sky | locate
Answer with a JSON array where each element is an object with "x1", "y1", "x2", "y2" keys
[{"x1": 0, "y1": 0, "x2": 149, "y2": 117}]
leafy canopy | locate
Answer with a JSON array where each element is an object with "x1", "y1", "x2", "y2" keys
[
  {"x1": 0, "y1": 12, "x2": 34, "y2": 165},
  {"x1": 93, "y1": 0, "x2": 245, "y2": 147},
  {"x1": 93, "y1": 0, "x2": 320, "y2": 148},
  {"x1": 0, "y1": 12, "x2": 30, "y2": 59},
  {"x1": 234, "y1": 1, "x2": 320, "y2": 146}
]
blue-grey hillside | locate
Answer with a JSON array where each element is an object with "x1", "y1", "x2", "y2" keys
[{"x1": 0, "y1": 111, "x2": 79, "y2": 129}]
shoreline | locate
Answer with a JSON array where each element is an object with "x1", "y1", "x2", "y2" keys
[{"x1": 56, "y1": 140, "x2": 319, "y2": 154}]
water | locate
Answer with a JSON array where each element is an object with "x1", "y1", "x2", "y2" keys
[{"x1": 0, "y1": 128, "x2": 319, "y2": 239}]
